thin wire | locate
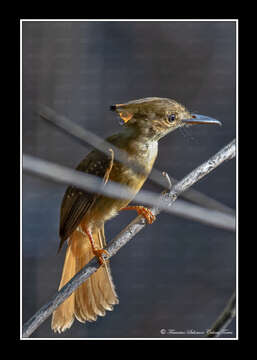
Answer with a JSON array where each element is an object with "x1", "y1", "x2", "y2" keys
[{"x1": 23, "y1": 153, "x2": 236, "y2": 232}]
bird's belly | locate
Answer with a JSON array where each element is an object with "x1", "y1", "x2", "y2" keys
[
  {"x1": 84, "y1": 141, "x2": 158, "y2": 227},
  {"x1": 88, "y1": 168, "x2": 147, "y2": 225}
]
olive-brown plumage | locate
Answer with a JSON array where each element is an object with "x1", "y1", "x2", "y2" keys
[{"x1": 52, "y1": 97, "x2": 221, "y2": 332}]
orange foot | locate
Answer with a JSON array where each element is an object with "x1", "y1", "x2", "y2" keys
[
  {"x1": 83, "y1": 227, "x2": 109, "y2": 266},
  {"x1": 121, "y1": 206, "x2": 156, "y2": 224},
  {"x1": 93, "y1": 248, "x2": 109, "y2": 265}
]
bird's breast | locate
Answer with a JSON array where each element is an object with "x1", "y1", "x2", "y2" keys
[{"x1": 110, "y1": 139, "x2": 158, "y2": 189}]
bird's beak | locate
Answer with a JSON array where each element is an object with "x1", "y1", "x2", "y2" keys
[{"x1": 182, "y1": 113, "x2": 222, "y2": 126}]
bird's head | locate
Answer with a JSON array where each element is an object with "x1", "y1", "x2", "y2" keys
[{"x1": 110, "y1": 97, "x2": 221, "y2": 141}]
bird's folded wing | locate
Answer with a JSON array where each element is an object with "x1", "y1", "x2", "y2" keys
[{"x1": 58, "y1": 149, "x2": 114, "y2": 251}]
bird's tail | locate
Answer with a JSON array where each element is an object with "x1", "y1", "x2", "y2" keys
[{"x1": 51, "y1": 226, "x2": 118, "y2": 333}]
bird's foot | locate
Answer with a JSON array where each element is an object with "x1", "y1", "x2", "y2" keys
[
  {"x1": 121, "y1": 206, "x2": 156, "y2": 224},
  {"x1": 93, "y1": 248, "x2": 109, "y2": 265}
]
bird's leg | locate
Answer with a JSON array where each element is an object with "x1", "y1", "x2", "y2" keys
[
  {"x1": 120, "y1": 206, "x2": 156, "y2": 224},
  {"x1": 83, "y1": 227, "x2": 109, "y2": 266},
  {"x1": 120, "y1": 173, "x2": 170, "y2": 225}
]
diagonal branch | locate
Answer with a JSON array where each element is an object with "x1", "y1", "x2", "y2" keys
[
  {"x1": 22, "y1": 139, "x2": 236, "y2": 338},
  {"x1": 205, "y1": 292, "x2": 236, "y2": 338}
]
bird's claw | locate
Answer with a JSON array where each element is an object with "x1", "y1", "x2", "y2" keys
[
  {"x1": 93, "y1": 248, "x2": 109, "y2": 265},
  {"x1": 136, "y1": 206, "x2": 156, "y2": 224}
]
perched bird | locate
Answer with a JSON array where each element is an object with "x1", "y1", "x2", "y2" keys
[{"x1": 51, "y1": 97, "x2": 221, "y2": 333}]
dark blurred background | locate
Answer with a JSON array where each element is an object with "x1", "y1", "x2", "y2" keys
[{"x1": 22, "y1": 20, "x2": 236, "y2": 338}]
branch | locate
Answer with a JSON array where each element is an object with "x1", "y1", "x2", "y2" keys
[
  {"x1": 38, "y1": 104, "x2": 235, "y2": 215},
  {"x1": 22, "y1": 139, "x2": 236, "y2": 338},
  {"x1": 206, "y1": 292, "x2": 236, "y2": 338}
]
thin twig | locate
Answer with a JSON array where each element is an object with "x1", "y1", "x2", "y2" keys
[
  {"x1": 38, "y1": 104, "x2": 235, "y2": 215},
  {"x1": 205, "y1": 292, "x2": 236, "y2": 338},
  {"x1": 162, "y1": 171, "x2": 172, "y2": 192},
  {"x1": 22, "y1": 139, "x2": 236, "y2": 338}
]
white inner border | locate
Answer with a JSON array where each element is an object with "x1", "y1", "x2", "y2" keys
[{"x1": 20, "y1": 18, "x2": 238, "y2": 341}]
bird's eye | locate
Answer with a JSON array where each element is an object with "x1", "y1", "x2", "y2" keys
[{"x1": 167, "y1": 114, "x2": 176, "y2": 123}]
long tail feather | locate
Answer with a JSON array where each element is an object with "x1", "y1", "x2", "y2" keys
[
  {"x1": 74, "y1": 226, "x2": 118, "y2": 323},
  {"x1": 51, "y1": 225, "x2": 118, "y2": 333},
  {"x1": 51, "y1": 242, "x2": 76, "y2": 333}
]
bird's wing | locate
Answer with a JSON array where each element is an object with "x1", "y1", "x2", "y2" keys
[{"x1": 58, "y1": 149, "x2": 114, "y2": 251}]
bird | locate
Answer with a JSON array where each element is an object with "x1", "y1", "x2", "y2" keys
[{"x1": 51, "y1": 97, "x2": 221, "y2": 333}]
